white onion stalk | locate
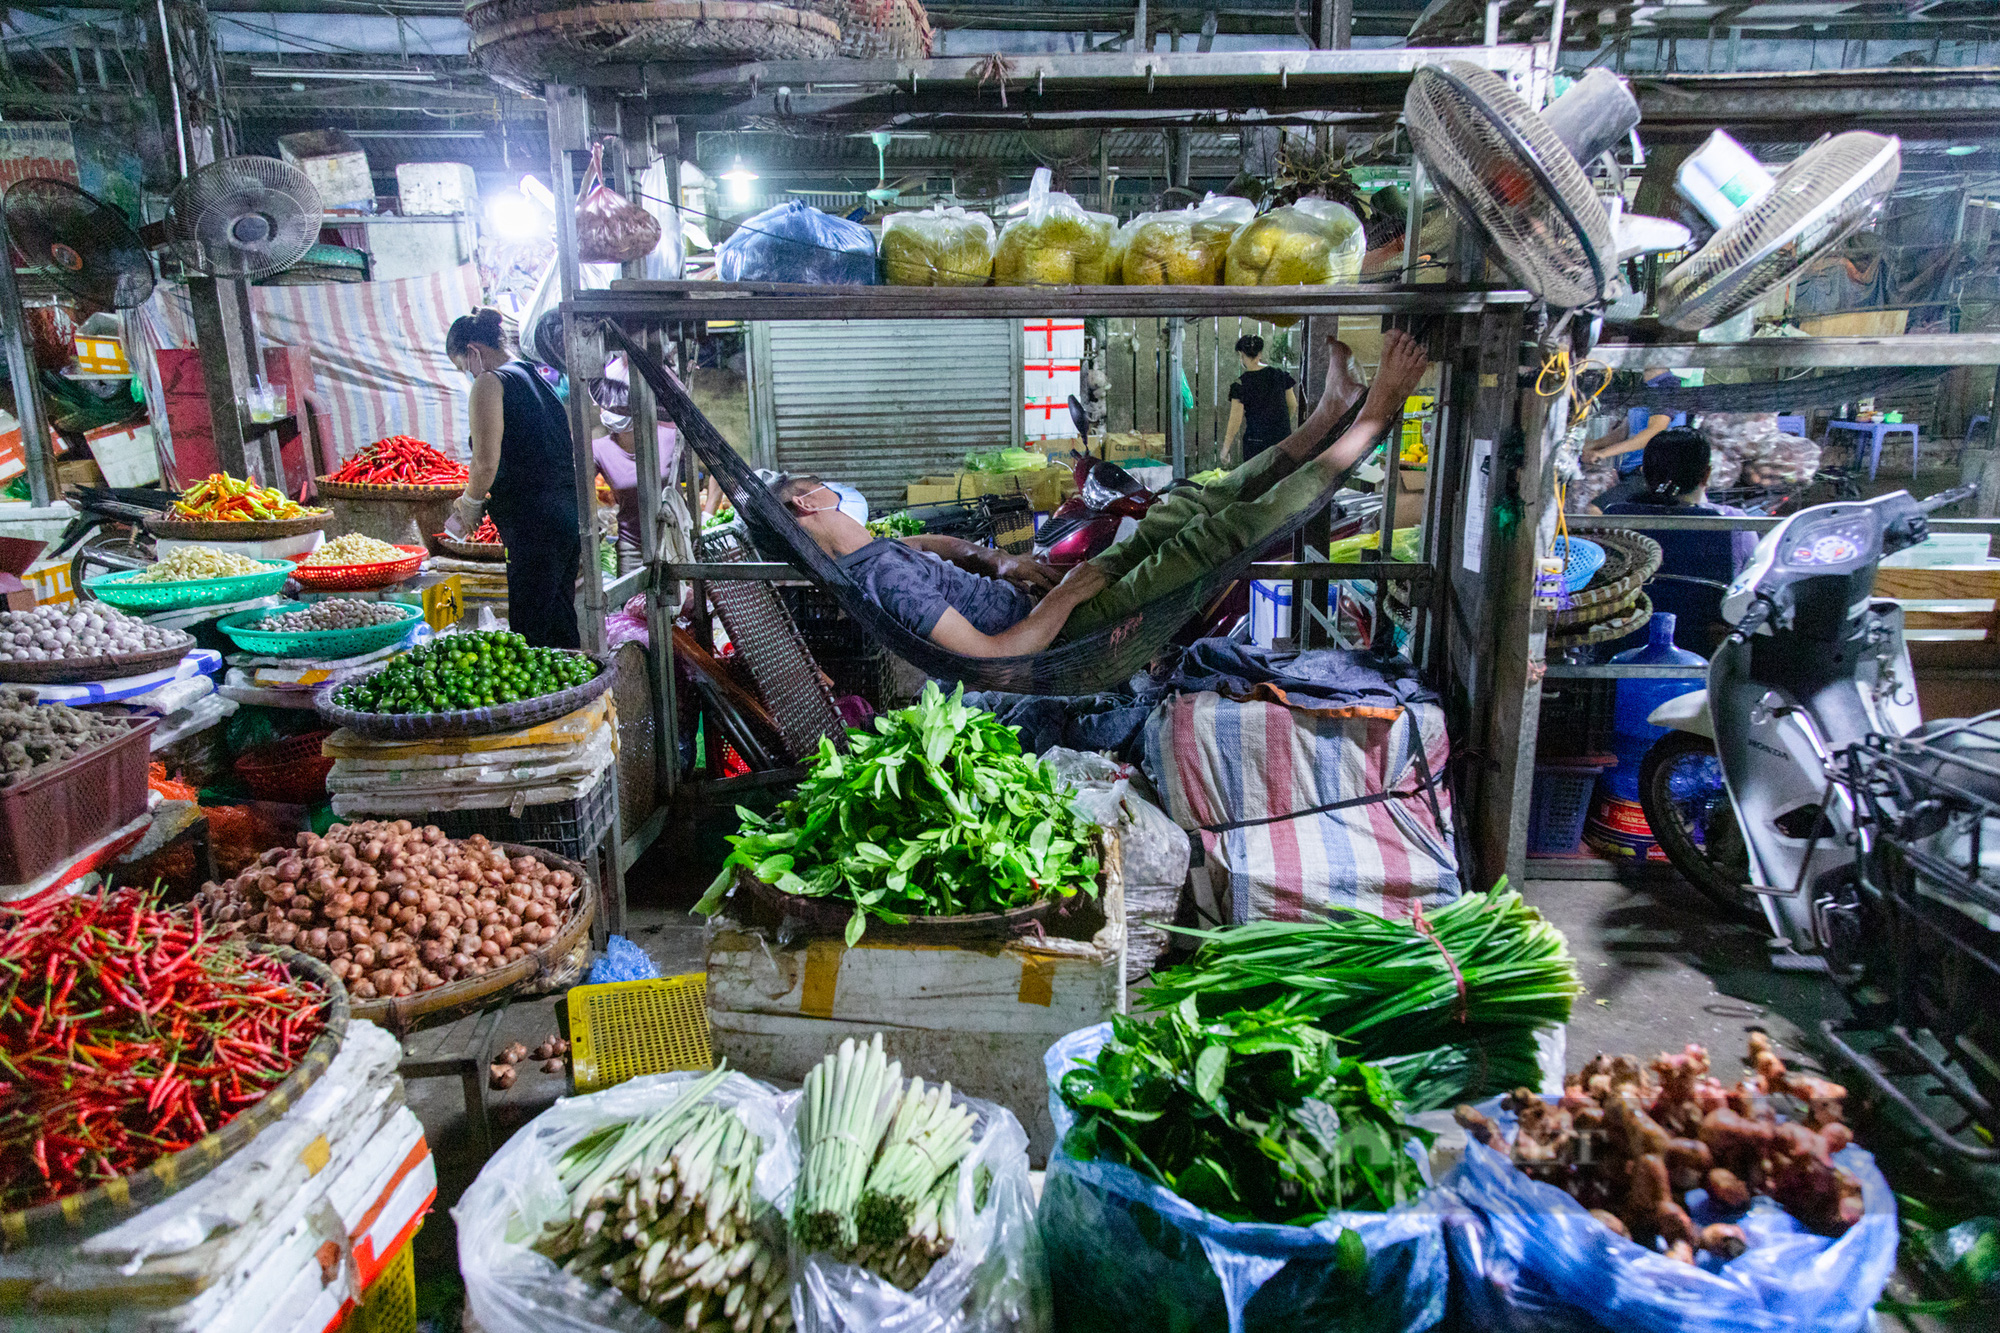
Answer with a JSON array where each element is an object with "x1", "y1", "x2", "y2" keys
[
  {"x1": 858, "y1": 1077, "x2": 976, "y2": 1246},
  {"x1": 533, "y1": 1071, "x2": 792, "y2": 1333}
]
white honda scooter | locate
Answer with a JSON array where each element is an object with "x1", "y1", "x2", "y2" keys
[{"x1": 1635, "y1": 485, "x2": 1976, "y2": 965}]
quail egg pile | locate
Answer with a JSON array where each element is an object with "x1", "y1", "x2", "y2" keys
[
  {"x1": 0, "y1": 604, "x2": 192, "y2": 663},
  {"x1": 0, "y1": 687, "x2": 135, "y2": 786},
  {"x1": 254, "y1": 600, "x2": 411, "y2": 634}
]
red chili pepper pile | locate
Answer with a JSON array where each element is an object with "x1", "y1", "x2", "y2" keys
[
  {"x1": 0, "y1": 887, "x2": 327, "y2": 1211},
  {"x1": 328, "y1": 435, "x2": 469, "y2": 487},
  {"x1": 470, "y1": 514, "x2": 501, "y2": 544}
]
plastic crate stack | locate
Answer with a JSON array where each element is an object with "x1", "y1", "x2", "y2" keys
[
  {"x1": 0, "y1": 1022, "x2": 433, "y2": 1333},
  {"x1": 320, "y1": 694, "x2": 619, "y2": 861},
  {"x1": 779, "y1": 586, "x2": 896, "y2": 710}
]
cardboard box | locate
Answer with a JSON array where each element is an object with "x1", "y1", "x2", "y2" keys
[
  {"x1": 906, "y1": 476, "x2": 971, "y2": 506},
  {"x1": 55, "y1": 458, "x2": 103, "y2": 488},
  {"x1": 0, "y1": 535, "x2": 41, "y2": 611},
  {"x1": 1100, "y1": 431, "x2": 1166, "y2": 463},
  {"x1": 85, "y1": 424, "x2": 160, "y2": 489},
  {"x1": 395, "y1": 162, "x2": 478, "y2": 216},
  {"x1": 277, "y1": 128, "x2": 374, "y2": 208}
]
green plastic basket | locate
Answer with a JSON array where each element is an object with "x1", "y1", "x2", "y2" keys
[
  {"x1": 217, "y1": 602, "x2": 424, "y2": 659},
  {"x1": 86, "y1": 561, "x2": 297, "y2": 611}
]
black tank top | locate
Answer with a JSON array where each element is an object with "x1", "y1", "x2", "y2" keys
[{"x1": 487, "y1": 360, "x2": 579, "y2": 532}]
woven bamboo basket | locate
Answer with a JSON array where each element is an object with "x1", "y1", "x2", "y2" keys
[
  {"x1": 468, "y1": 0, "x2": 840, "y2": 87},
  {"x1": 805, "y1": 0, "x2": 931, "y2": 57}
]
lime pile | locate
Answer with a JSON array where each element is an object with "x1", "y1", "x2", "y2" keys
[{"x1": 333, "y1": 631, "x2": 596, "y2": 714}]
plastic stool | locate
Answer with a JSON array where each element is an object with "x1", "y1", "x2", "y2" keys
[
  {"x1": 1826, "y1": 420, "x2": 1919, "y2": 480},
  {"x1": 1776, "y1": 414, "x2": 1805, "y2": 437}
]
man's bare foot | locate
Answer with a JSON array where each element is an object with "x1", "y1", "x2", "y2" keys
[
  {"x1": 1322, "y1": 338, "x2": 1366, "y2": 415},
  {"x1": 1362, "y1": 330, "x2": 1429, "y2": 419}
]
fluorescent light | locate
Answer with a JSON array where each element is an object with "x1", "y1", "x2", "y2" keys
[
  {"x1": 345, "y1": 130, "x2": 486, "y2": 139},
  {"x1": 249, "y1": 69, "x2": 438, "y2": 82},
  {"x1": 1946, "y1": 144, "x2": 1982, "y2": 156},
  {"x1": 484, "y1": 187, "x2": 550, "y2": 242},
  {"x1": 520, "y1": 175, "x2": 556, "y2": 212}
]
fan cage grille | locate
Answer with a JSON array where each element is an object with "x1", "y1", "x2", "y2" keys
[
  {"x1": 1657, "y1": 133, "x2": 1900, "y2": 332},
  {"x1": 166, "y1": 157, "x2": 324, "y2": 280},
  {"x1": 1403, "y1": 62, "x2": 1615, "y2": 311},
  {"x1": 2, "y1": 179, "x2": 155, "y2": 309}
]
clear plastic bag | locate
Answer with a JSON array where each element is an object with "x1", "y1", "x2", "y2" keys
[
  {"x1": 794, "y1": 1095, "x2": 1050, "y2": 1333},
  {"x1": 881, "y1": 206, "x2": 997, "y2": 287},
  {"x1": 1039, "y1": 1025, "x2": 1448, "y2": 1333},
  {"x1": 718, "y1": 200, "x2": 879, "y2": 285},
  {"x1": 1040, "y1": 746, "x2": 1190, "y2": 982},
  {"x1": 994, "y1": 168, "x2": 1116, "y2": 287},
  {"x1": 576, "y1": 142, "x2": 664, "y2": 265},
  {"x1": 1442, "y1": 1095, "x2": 1899, "y2": 1333},
  {"x1": 1224, "y1": 199, "x2": 1367, "y2": 325},
  {"x1": 1114, "y1": 195, "x2": 1256, "y2": 286},
  {"x1": 454, "y1": 1070, "x2": 796, "y2": 1333}
]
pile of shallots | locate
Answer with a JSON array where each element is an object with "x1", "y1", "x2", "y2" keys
[
  {"x1": 1457, "y1": 1033, "x2": 1863, "y2": 1263},
  {"x1": 202, "y1": 818, "x2": 578, "y2": 1001}
]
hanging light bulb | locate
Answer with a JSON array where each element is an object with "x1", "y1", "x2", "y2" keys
[{"x1": 719, "y1": 158, "x2": 759, "y2": 206}]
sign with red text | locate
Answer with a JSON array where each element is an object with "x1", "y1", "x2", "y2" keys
[{"x1": 0, "y1": 122, "x2": 79, "y2": 192}]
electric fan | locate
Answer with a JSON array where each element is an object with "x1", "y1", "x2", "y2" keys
[
  {"x1": 1403, "y1": 64, "x2": 1637, "y2": 309},
  {"x1": 2, "y1": 178, "x2": 155, "y2": 309},
  {"x1": 1655, "y1": 130, "x2": 1901, "y2": 332},
  {"x1": 164, "y1": 156, "x2": 324, "y2": 281}
]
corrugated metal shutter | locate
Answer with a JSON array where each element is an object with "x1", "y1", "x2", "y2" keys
[{"x1": 763, "y1": 319, "x2": 1016, "y2": 509}]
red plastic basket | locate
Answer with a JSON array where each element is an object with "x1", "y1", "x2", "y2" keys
[
  {"x1": 232, "y1": 731, "x2": 337, "y2": 805},
  {"x1": 291, "y1": 545, "x2": 427, "y2": 591},
  {"x1": 0, "y1": 719, "x2": 157, "y2": 885}
]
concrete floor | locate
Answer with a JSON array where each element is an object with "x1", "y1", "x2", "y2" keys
[{"x1": 398, "y1": 869, "x2": 1988, "y2": 1329}]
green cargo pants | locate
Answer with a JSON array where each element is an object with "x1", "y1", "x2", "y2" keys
[{"x1": 1056, "y1": 444, "x2": 1329, "y2": 640}]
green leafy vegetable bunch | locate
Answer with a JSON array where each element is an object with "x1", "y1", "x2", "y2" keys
[
  {"x1": 865, "y1": 511, "x2": 925, "y2": 538},
  {"x1": 1144, "y1": 884, "x2": 1580, "y2": 1112},
  {"x1": 1058, "y1": 1000, "x2": 1429, "y2": 1227},
  {"x1": 699, "y1": 683, "x2": 1101, "y2": 944}
]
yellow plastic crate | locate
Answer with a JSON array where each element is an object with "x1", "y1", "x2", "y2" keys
[
  {"x1": 74, "y1": 335, "x2": 131, "y2": 376},
  {"x1": 341, "y1": 1233, "x2": 415, "y2": 1333},
  {"x1": 568, "y1": 974, "x2": 714, "y2": 1093}
]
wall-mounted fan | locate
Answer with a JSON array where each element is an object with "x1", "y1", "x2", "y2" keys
[
  {"x1": 1655, "y1": 130, "x2": 1901, "y2": 332},
  {"x1": 164, "y1": 156, "x2": 324, "y2": 280},
  {"x1": 1404, "y1": 64, "x2": 1638, "y2": 309},
  {"x1": 2, "y1": 179, "x2": 155, "y2": 309}
]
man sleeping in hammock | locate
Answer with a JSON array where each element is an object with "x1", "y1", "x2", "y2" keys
[{"x1": 760, "y1": 330, "x2": 1431, "y2": 659}]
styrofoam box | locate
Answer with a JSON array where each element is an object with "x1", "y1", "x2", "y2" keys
[
  {"x1": 707, "y1": 868, "x2": 1126, "y2": 1165},
  {"x1": 395, "y1": 162, "x2": 478, "y2": 216},
  {"x1": 278, "y1": 131, "x2": 374, "y2": 208},
  {"x1": 1880, "y1": 533, "x2": 1993, "y2": 567},
  {"x1": 86, "y1": 425, "x2": 161, "y2": 489}
]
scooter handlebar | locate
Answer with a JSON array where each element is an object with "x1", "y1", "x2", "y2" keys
[{"x1": 1918, "y1": 483, "x2": 1978, "y2": 514}]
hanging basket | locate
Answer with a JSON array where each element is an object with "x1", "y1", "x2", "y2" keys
[
  {"x1": 803, "y1": 0, "x2": 931, "y2": 57},
  {"x1": 468, "y1": 0, "x2": 841, "y2": 86}
]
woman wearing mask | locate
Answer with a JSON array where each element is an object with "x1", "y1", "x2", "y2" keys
[
  {"x1": 443, "y1": 307, "x2": 582, "y2": 648},
  {"x1": 1220, "y1": 334, "x2": 1299, "y2": 464}
]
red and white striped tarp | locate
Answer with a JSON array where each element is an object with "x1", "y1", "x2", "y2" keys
[
  {"x1": 133, "y1": 265, "x2": 483, "y2": 471},
  {"x1": 1144, "y1": 690, "x2": 1460, "y2": 922}
]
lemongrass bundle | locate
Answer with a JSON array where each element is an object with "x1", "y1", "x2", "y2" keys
[
  {"x1": 533, "y1": 1068, "x2": 793, "y2": 1333},
  {"x1": 1146, "y1": 883, "x2": 1580, "y2": 1110},
  {"x1": 793, "y1": 1034, "x2": 901, "y2": 1252}
]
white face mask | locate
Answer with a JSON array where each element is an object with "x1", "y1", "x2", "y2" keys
[{"x1": 600, "y1": 412, "x2": 633, "y2": 434}]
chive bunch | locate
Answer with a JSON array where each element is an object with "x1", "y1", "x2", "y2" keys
[
  {"x1": 793, "y1": 1034, "x2": 982, "y2": 1291},
  {"x1": 533, "y1": 1068, "x2": 791, "y2": 1333},
  {"x1": 1145, "y1": 884, "x2": 1581, "y2": 1111}
]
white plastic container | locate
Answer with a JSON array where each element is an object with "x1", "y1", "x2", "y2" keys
[
  {"x1": 395, "y1": 161, "x2": 479, "y2": 216},
  {"x1": 1676, "y1": 130, "x2": 1775, "y2": 227},
  {"x1": 1250, "y1": 578, "x2": 1291, "y2": 646},
  {"x1": 1879, "y1": 534, "x2": 1994, "y2": 567}
]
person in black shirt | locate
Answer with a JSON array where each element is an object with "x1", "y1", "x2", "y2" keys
[
  {"x1": 443, "y1": 307, "x2": 582, "y2": 649},
  {"x1": 1222, "y1": 334, "x2": 1298, "y2": 463}
]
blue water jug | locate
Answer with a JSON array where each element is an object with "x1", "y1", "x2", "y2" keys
[{"x1": 1603, "y1": 613, "x2": 1706, "y2": 802}]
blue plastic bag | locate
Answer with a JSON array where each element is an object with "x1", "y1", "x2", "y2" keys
[
  {"x1": 585, "y1": 934, "x2": 659, "y2": 984},
  {"x1": 1442, "y1": 1095, "x2": 1898, "y2": 1333},
  {"x1": 1038, "y1": 1024, "x2": 1447, "y2": 1333},
  {"x1": 717, "y1": 201, "x2": 877, "y2": 285}
]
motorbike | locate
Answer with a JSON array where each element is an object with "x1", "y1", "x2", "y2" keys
[
  {"x1": 1034, "y1": 396, "x2": 1175, "y2": 568},
  {"x1": 1636, "y1": 483, "x2": 1977, "y2": 965},
  {"x1": 51, "y1": 486, "x2": 171, "y2": 598}
]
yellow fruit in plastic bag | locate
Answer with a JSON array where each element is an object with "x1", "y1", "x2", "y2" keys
[
  {"x1": 1224, "y1": 198, "x2": 1365, "y2": 323},
  {"x1": 1118, "y1": 196, "x2": 1254, "y2": 285},
  {"x1": 880, "y1": 207, "x2": 996, "y2": 287},
  {"x1": 995, "y1": 210, "x2": 1114, "y2": 286}
]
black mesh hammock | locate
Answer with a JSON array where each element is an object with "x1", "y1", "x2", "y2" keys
[{"x1": 613, "y1": 325, "x2": 1368, "y2": 697}]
